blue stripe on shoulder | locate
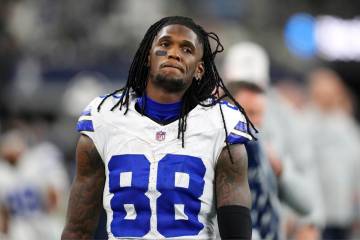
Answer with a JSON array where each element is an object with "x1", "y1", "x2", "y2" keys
[
  {"x1": 234, "y1": 121, "x2": 247, "y2": 132},
  {"x1": 81, "y1": 109, "x2": 92, "y2": 116},
  {"x1": 226, "y1": 133, "x2": 249, "y2": 145},
  {"x1": 220, "y1": 100, "x2": 238, "y2": 110},
  {"x1": 76, "y1": 120, "x2": 94, "y2": 132}
]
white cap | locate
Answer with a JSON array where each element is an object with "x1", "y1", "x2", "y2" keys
[
  {"x1": 223, "y1": 42, "x2": 270, "y2": 89},
  {"x1": 62, "y1": 71, "x2": 108, "y2": 117}
]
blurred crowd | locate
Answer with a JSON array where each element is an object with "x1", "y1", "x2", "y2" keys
[
  {"x1": 222, "y1": 42, "x2": 360, "y2": 240},
  {"x1": 1, "y1": 1, "x2": 360, "y2": 240}
]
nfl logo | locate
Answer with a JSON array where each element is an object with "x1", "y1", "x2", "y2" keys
[{"x1": 156, "y1": 131, "x2": 166, "y2": 141}]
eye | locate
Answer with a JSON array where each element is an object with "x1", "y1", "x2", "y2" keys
[
  {"x1": 160, "y1": 41, "x2": 169, "y2": 48},
  {"x1": 182, "y1": 47, "x2": 193, "y2": 54}
]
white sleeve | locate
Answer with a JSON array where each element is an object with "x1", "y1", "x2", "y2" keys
[
  {"x1": 219, "y1": 101, "x2": 253, "y2": 146},
  {"x1": 76, "y1": 97, "x2": 102, "y2": 139},
  {"x1": 75, "y1": 96, "x2": 107, "y2": 160},
  {"x1": 279, "y1": 156, "x2": 326, "y2": 226},
  {"x1": 278, "y1": 155, "x2": 317, "y2": 216}
]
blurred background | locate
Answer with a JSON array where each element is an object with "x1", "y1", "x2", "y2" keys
[{"x1": 0, "y1": 0, "x2": 360, "y2": 239}]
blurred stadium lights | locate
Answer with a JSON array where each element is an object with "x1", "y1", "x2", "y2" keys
[
  {"x1": 285, "y1": 13, "x2": 360, "y2": 61},
  {"x1": 284, "y1": 13, "x2": 316, "y2": 59},
  {"x1": 316, "y1": 15, "x2": 360, "y2": 61}
]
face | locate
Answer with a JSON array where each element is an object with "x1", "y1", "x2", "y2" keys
[
  {"x1": 235, "y1": 89, "x2": 266, "y2": 128},
  {"x1": 308, "y1": 69, "x2": 347, "y2": 112},
  {"x1": 0, "y1": 131, "x2": 27, "y2": 166},
  {"x1": 147, "y1": 24, "x2": 204, "y2": 93}
]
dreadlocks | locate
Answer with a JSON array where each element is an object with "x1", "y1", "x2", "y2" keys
[{"x1": 97, "y1": 16, "x2": 257, "y2": 162}]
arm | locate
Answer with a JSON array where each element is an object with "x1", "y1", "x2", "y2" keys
[
  {"x1": 61, "y1": 135, "x2": 105, "y2": 240},
  {"x1": 265, "y1": 140, "x2": 314, "y2": 216},
  {"x1": 216, "y1": 144, "x2": 251, "y2": 208},
  {"x1": 276, "y1": 155, "x2": 314, "y2": 216},
  {"x1": 0, "y1": 204, "x2": 9, "y2": 235},
  {"x1": 216, "y1": 144, "x2": 252, "y2": 239}
]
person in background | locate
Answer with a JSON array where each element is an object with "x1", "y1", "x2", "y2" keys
[
  {"x1": 223, "y1": 41, "x2": 322, "y2": 240},
  {"x1": 232, "y1": 81, "x2": 282, "y2": 240},
  {"x1": 307, "y1": 67, "x2": 360, "y2": 240},
  {"x1": 266, "y1": 76, "x2": 325, "y2": 240},
  {"x1": 0, "y1": 118, "x2": 69, "y2": 240}
]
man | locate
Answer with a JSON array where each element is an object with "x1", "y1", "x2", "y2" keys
[
  {"x1": 308, "y1": 68, "x2": 360, "y2": 240},
  {"x1": 230, "y1": 81, "x2": 281, "y2": 240},
  {"x1": 61, "y1": 16, "x2": 255, "y2": 240},
  {"x1": 224, "y1": 42, "x2": 323, "y2": 240},
  {"x1": 0, "y1": 128, "x2": 67, "y2": 240}
]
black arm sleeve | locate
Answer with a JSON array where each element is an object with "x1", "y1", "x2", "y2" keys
[{"x1": 217, "y1": 205, "x2": 252, "y2": 240}]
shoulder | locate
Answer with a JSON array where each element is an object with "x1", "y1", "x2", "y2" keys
[
  {"x1": 83, "y1": 92, "x2": 127, "y2": 115},
  {"x1": 76, "y1": 91, "x2": 136, "y2": 129},
  {"x1": 197, "y1": 99, "x2": 246, "y2": 121},
  {"x1": 212, "y1": 100, "x2": 253, "y2": 144},
  {"x1": 192, "y1": 99, "x2": 252, "y2": 145},
  {"x1": 76, "y1": 96, "x2": 103, "y2": 133},
  {"x1": 218, "y1": 100, "x2": 246, "y2": 122}
]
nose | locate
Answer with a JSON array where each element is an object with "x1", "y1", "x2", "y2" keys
[{"x1": 167, "y1": 47, "x2": 181, "y2": 61}]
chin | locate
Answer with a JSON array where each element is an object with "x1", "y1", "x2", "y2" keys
[{"x1": 154, "y1": 74, "x2": 189, "y2": 93}]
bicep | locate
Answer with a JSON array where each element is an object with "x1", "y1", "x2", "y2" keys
[
  {"x1": 215, "y1": 144, "x2": 251, "y2": 208},
  {"x1": 61, "y1": 134, "x2": 105, "y2": 239}
]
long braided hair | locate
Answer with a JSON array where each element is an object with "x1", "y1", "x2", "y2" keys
[{"x1": 97, "y1": 16, "x2": 257, "y2": 162}]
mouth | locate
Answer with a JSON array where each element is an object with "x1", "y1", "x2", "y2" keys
[{"x1": 160, "y1": 62, "x2": 184, "y2": 73}]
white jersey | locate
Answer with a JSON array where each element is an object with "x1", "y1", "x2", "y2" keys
[
  {"x1": 0, "y1": 156, "x2": 61, "y2": 240},
  {"x1": 77, "y1": 93, "x2": 252, "y2": 239},
  {"x1": 0, "y1": 142, "x2": 68, "y2": 240}
]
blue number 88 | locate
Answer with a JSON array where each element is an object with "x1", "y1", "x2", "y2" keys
[{"x1": 108, "y1": 154, "x2": 206, "y2": 238}]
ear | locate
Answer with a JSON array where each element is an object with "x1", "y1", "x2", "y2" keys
[{"x1": 195, "y1": 61, "x2": 205, "y2": 80}]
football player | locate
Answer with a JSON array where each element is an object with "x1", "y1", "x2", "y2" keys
[{"x1": 62, "y1": 16, "x2": 256, "y2": 240}]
